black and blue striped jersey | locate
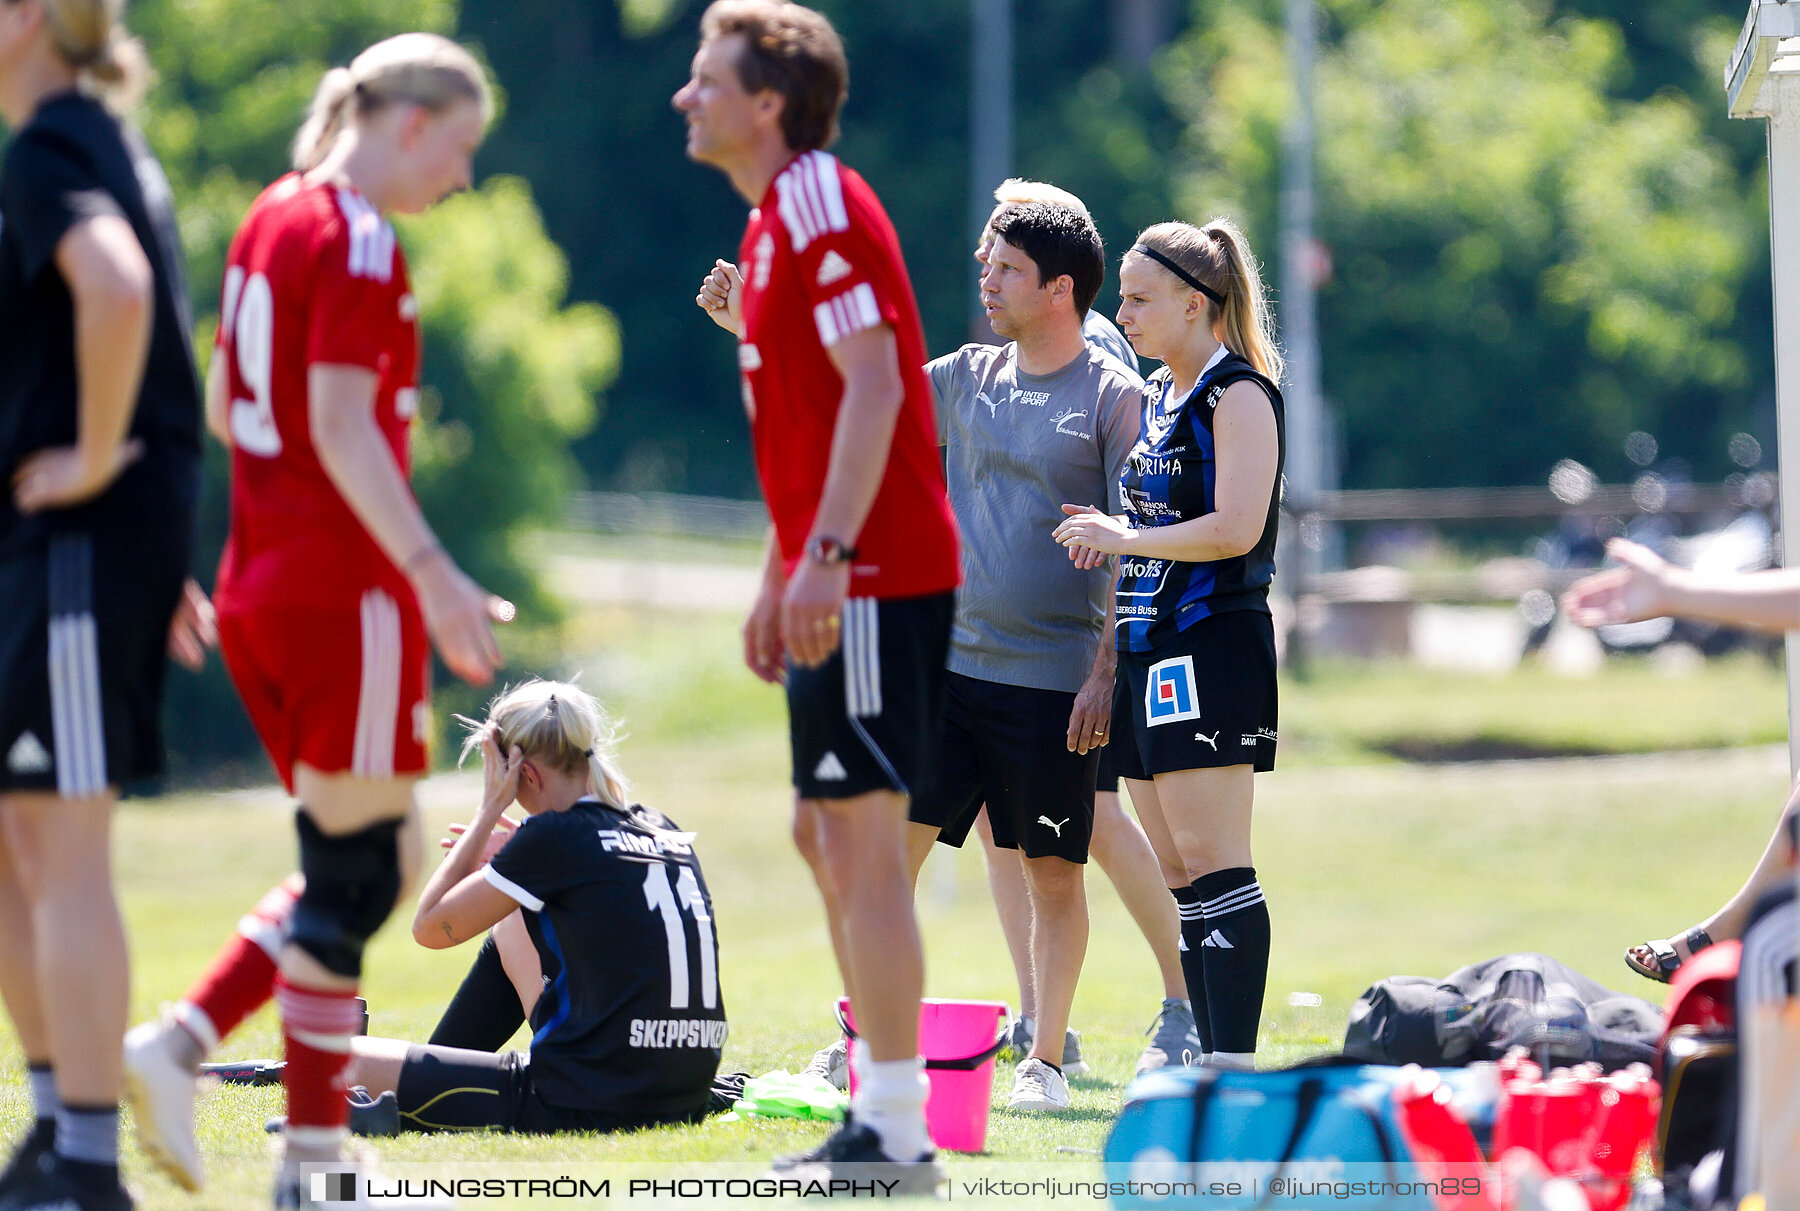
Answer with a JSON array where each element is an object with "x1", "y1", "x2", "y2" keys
[
  {"x1": 483, "y1": 799, "x2": 726, "y2": 1117},
  {"x1": 1115, "y1": 346, "x2": 1285, "y2": 654}
]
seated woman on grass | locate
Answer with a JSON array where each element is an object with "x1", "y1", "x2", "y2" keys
[{"x1": 141, "y1": 680, "x2": 728, "y2": 1138}]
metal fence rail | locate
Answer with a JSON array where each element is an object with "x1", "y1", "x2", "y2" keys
[{"x1": 567, "y1": 491, "x2": 769, "y2": 539}]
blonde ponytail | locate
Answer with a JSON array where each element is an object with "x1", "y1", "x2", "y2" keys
[
  {"x1": 1131, "y1": 218, "x2": 1286, "y2": 385},
  {"x1": 42, "y1": 0, "x2": 149, "y2": 112},
  {"x1": 291, "y1": 68, "x2": 358, "y2": 172},
  {"x1": 459, "y1": 679, "x2": 631, "y2": 811},
  {"x1": 291, "y1": 33, "x2": 493, "y2": 172}
]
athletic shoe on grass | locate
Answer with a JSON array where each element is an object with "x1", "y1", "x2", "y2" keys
[
  {"x1": 1008, "y1": 1057, "x2": 1072, "y2": 1112},
  {"x1": 1060, "y1": 1029, "x2": 1089, "y2": 1077},
  {"x1": 0, "y1": 1152, "x2": 132, "y2": 1211},
  {"x1": 999, "y1": 1018, "x2": 1089, "y2": 1075},
  {"x1": 122, "y1": 1018, "x2": 203, "y2": 1192},
  {"x1": 997, "y1": 1016, "x2": 1032, "y2": 1063},
  {"x1": 800, "y1": 1038, "x2": 848, "y2": 1091},
  {"x1": 0, "y1": 1123, "x2": 53, "y2": 1200},
  {"x1": 1136, "y1": 999, "x2": 1203, "y2": 1075},
  {"x1": 769, "y1": 1120, "x2": 943, "y2": 1196}
]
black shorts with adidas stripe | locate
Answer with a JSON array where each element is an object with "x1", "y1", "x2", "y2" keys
[
  {"x1": 0, "y1": 521, "x2": 190, "y2": 796},
  {"x1": 910, "y1": 671, "x2": 1098, "y2": 863},
  {"x1": 787, "y1": 591, "x2": 952, "y2": 802}
]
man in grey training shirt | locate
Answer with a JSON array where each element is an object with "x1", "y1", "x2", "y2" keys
[
  {"x1": 969, "y1": 182, "x2": 1199, "y2": 1084},
  {"x1": 902, "y1": 201, "x2": 1140, "y2": 1113},
  {"x1": 696, "y1": 195, "x2": 1195, "y2": 1106}
]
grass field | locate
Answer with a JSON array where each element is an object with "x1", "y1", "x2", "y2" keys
[{"x1": 9, "y1": 601, "x2": 1796, "y2": 1207}]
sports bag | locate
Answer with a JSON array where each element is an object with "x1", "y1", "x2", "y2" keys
[
  {"x1": 1104, "y1": 1058, "x2": 1484, "y2": 1210},
  {"x1": 1344, "y1": 953, "x2": 1661, "y2": 1071}
]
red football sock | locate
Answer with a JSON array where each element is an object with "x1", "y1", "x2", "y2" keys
[
  {"x1": 275, "y1": 976, "x2": 362, "y2": 1136},
  {"x1": 178, "y1": 877, "x2": 300, "y2": 1052}
]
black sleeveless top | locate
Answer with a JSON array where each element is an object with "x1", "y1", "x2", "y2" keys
[{"x1": 1115, "y1": 347, "x2": 1285, "y2": 654}]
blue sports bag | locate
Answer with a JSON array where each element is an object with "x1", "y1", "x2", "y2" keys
[{"x1": 1103, "y1": 1059, "x2": 1486, "y2": 1210}]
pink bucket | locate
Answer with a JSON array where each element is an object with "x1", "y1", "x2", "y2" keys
[{"x1": 836, "y1": 997, "x2": 1008, "y2": 1154}]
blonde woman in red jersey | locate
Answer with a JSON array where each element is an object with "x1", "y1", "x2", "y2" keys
[{"x1": 120, "y1": 34, "x2": 509, "y2": 1210}]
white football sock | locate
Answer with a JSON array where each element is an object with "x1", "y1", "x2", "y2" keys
[{"x1": 851, "y1": 1056, "x2": 929, "y2": 1160}]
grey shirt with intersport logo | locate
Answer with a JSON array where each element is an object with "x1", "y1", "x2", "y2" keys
[{"x1": 928, "y1": 338, "x2": 1144, "y2": 694}]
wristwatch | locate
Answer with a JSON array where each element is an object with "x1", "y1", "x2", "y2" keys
[{"x1": 806, "y1": 536, "x2": 858, "y2": 565}]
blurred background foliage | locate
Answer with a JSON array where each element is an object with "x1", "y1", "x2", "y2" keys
[{"x1": 101, "y1": 0, "x2": 1777, "y2": 778}]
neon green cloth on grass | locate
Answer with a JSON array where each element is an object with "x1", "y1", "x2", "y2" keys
[{"x1": 719, "y1": 1070, "x2": 849, "y2": 1123}]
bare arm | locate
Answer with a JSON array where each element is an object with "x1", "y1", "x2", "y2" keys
[
  {"x1": 413, "y1": 735, "x2": 523, "y2": 947},
  {"x1": 1053, "y1": 380, "x2": 1279, "y2": 564},
  {"x1": 814, "y1": 325, "x2": 906, "y2": 561},
  {"x1": 696, "y1": 259, "x2": 743, "y2": 336},
  {"x1": 1562, "y1": 538, "x2": 1800, "y2": 633},
  {"x1": 308, "y1": 365, "x2": 506, "y2": 684},
  {"x1": 781, "y1": 324, "x2": 908, "y2": 668},
  {"x1": 13, "y1": 216, "x2": 152, "y2": 512},
  {"x1": 204, "y1": 354, "x2": 230, "y2": 446},
  {"x1": 1067, "y1": 560, "x2": 1120, "y2": 754},
  {"x1": 742, "y1": 526, "x2": 787, "y2": 683}
]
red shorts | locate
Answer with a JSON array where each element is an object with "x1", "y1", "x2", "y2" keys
[{"x1": 218, "y1": 588, "x2": 431, "y2": 791}]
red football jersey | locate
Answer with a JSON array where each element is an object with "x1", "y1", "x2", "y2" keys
[
  {"x1": 736, "y1": 151, "x2": 959, "y2": 599},
  {"x1": 212, "y1": 174, "x2": 421, "y2": 613}
]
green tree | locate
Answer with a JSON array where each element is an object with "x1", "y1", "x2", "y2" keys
[
  {"x1": 128, "y1": 0, "x2": 618, "y2": 781},
  {"x1": 1167, "y1": 0, "x2": 1765, "y2": 489},
  {"x1": 453, "y1": 0, "x2": 1196, "y2": 495}
]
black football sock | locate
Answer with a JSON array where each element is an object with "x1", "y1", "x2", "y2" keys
[
  {"x1": 427, "y1": 933, "x2": 526, "y2": 1052},
  {"x1": 1171, "y1": 883, "x2": 1213, "y2": 1053},
  {"x1": 1193, "y1": 867, "x2": 1270, "y2": 1056},
  {"x1": 26, "y1": 1063, "x2": 57, "y2": 1139}
]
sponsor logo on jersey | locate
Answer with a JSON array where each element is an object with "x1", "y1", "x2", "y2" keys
[
  {"x1": 1240, "y1": 728, "x2": 1278, "y2": 746},
  {"x1": 6, "y1": 732, "x2": 50, "y2": 774},
  {"x1": 1118, "y1": 558, "x2": 1166, "y2": 581},
  {"x1": 816, "y1": 250, "x2": 854, "y2": 287},
  {"x1": 1206, "y1": 384, "x2": 1227, "y2": 409},
  {"x1": 1014, "y1": 389, "x2": 1052, "y2": 409},
  {"x1": 336, "y1": 188, "x2": 395, "y2": 283},
  {"x1": 738, "y1": 344, "x2": 761, "y2": 421},
  {"x1": 629, "y1": 1018, "x2": 730, "y2": 1049},
  {"x1": 1132, "y1": 452, "x2": 1185, "y2": 478},
  {"x1": 1144, "y1": 656, "x2": 1202, "y2": 726},
  {"x1": 1050, "y1": 408, "x2": 1090, "y2": 438},
  {"x1": 977, "y1": 391, "x2": 1002, "y2": 419},
  {"x1": 598, "y1": 829, "x2": 694, "y2": 856},
  {"x1": 814, "y1": 752, "x2": 848, "y2": 782},
  {"x1": 750, "y1": 232, "x2": 774, "y2": 291}
]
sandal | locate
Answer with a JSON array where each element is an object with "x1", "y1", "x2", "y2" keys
[{"x1": 1624, "y1": 926, "x2": 1713, "y2": 984}]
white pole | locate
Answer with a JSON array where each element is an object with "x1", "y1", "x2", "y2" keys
[
  {"x1": 969, "y1": 0, "x2": 1013, "y2": 340},
  {"x1": 1768, "y1": 76, "x2": 1800, "y2": 775},
  {"x1": 1280, "y1": 0, "x2": 1324, "y2": 516}
]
